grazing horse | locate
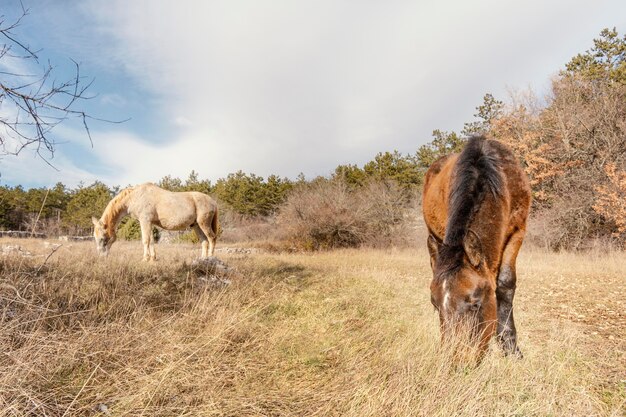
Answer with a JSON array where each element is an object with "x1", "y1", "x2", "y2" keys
[
  {"x1": 422, "y1": 136, "x2": 531, "y2": 359},
  {"x1": 92, "y1": 183, "x2": 219, "y2": 261}
]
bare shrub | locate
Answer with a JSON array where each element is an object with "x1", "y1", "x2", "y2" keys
[
  {"x1": 218, "y1": 209, "x2": 276, "y2": 244},
  {"x1": 524, "y1": 208, "x2": 616, "y2": 251},
  {"x1": 20, "y1": 214, "x2": 60, "y2": 237},
  {"x1": 356, "y1": 180, "x2": 418, "y2": 247},
  {"x1": 593, "y1": 163, "x2": 626, "y2": 244},
  {"x1": 276, "y1": 179, "x2": 412, "y2": 250}
]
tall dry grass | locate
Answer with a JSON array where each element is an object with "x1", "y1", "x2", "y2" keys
[{"x1": 0, "y1": 238, "x2": 623, "y2": 416}]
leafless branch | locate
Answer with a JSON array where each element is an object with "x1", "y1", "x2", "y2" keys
[{"x1": 0, "y1": 5, "x2": 128, "y2": 167}]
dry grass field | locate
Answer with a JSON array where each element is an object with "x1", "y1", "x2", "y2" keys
[{"x1": 0, "y1": 238, "x2": 624, "y2": 416}]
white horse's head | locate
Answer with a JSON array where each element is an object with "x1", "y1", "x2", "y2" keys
[{"x1": 92, "y1": 217, "x2": 115, "y2": 256}]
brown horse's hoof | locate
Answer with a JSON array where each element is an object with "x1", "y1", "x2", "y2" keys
[{"x1": 503, "y1": 345, "x2": 523, "y2": 359}]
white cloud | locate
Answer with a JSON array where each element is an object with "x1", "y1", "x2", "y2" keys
[
  {"x1": 5, "y1": 0, "x2": 625, "y2": 186},
  {"x1": 0, "y1": 147, "x2": 102, "y2": 188},
  {"x1": 173, "y1": 116, "x2": 193, "y2": 128}
]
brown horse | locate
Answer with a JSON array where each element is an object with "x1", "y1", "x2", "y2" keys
[{"x1": 422, "y1": 136, "x2": 531, "y2": 358}]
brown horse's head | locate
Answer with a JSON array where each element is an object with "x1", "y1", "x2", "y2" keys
[
  {"x1": 428, "y1": 231, "x2": 497, "y2": 357},
  {"x1": 92, "y1": 217, "x2": 116, "y2": 256}
]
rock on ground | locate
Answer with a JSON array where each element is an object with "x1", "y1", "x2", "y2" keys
[{"x1": 188, "y1": 256, "x2": 239, "y2": 286}]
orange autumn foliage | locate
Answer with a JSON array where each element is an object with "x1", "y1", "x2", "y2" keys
[{"x1": 593, "y1": 163, "x2": 626, "y2": 238}]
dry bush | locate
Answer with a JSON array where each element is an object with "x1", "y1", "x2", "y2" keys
[
  {"x1": 20, "y1": 214, "x2": 64, "y2": 237},
  {"x1": 525, "y1": 208, "x2": 619, "y2": 251},
  {"x1": 593, "y1": 163, "x2": 626, "y2": 242},
  {"x1": 276, "y1": 180, "x2": 412, "y2": 250},
  {"x1": 217, "y1": 208, "x2": 276, "y2": 244}
]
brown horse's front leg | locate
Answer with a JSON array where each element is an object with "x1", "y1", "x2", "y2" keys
[
  {"x1": 496, "y1": 230, "x2": 525, "y2": 357},
  {"x1": 496, "y1": 265, "x2": 521, "y2": 357}
]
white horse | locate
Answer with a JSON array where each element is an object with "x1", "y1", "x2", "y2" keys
[{"x1": 92, "y1": 183, "x2": 219, "y2": 260}]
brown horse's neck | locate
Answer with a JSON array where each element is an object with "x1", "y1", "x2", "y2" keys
[
  {"x1": 444, "y1": 137, "x2": 503, "y2": 247},
  {"x1": 438, "y1": 137, "x2": 505, "y2": 278},
  {"x1": 100, "y1": 187, "x2": 134, "y2": 235}
]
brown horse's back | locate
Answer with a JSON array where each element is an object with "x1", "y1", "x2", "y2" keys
[
  {"x1": 423, "y1": 140, "x2": 530, "y2": 264},
  {"x1": 423, "y1": 153, "x2": 457, "y2": 241},
  {"x1": 493, "y1": 141, "x2": 532, "y2": 240}
]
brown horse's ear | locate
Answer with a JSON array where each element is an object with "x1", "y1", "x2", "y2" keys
[
  {"x1": 427, "y1": 234, "x2": 440, "y2": 269},
  {"x1": 463, "y1": 230, "x2": 483, "y2": 268}
]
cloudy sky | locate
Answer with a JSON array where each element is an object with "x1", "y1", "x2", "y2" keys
[{"x1": 1, "y1": 0, "x2": 625, "y2": 188}]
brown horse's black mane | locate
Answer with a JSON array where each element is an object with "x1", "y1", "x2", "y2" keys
[{"x1": 436, "y1": 136, "x2": 504, "y2": 279}]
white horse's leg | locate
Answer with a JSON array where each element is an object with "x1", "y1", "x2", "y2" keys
[
  {"x1": 208, "y1": 234, "x2": 216, "y2": 257},
  {"x1": 198, "y1": 219, "x2": 216, "y2": 258},
  {"x1": 192, "y1": 224, "x2": 208, "y2": 258},
  {"x1": 140, "y1": 220, "x2": 153, "y2": 261},
  {"x1": 149, "y1": 238, "x2": 157, "y2": 261}
]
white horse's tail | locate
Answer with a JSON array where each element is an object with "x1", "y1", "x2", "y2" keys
[{"x1": 212, "y1": 205, "x2": 219, "y2": 237}]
